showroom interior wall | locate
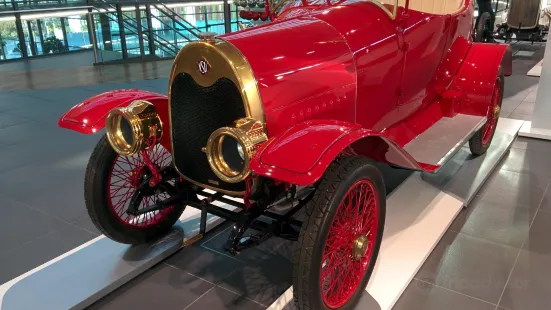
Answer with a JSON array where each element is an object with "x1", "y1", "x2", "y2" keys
[{"x1": 0, "y1": 0, "x2": 244, "y2": 63}]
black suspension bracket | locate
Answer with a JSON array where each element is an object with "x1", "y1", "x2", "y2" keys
[{"x1": 125, "y1": 174, "x2": 314, "y2": 254}]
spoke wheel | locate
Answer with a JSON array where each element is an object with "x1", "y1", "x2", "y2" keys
[
  {"x1": 320, "y1": 180, "x2": 379, "y2": 309},
  {"x1": 469, "y1": 68, "x2": 504, "y2": 156},
  {"x1": 482, "y1": 80, "x2": 501, "y2": 146},
  {"x1": 107, "y1": 145, "x2": 175, "y2": 229},
  {"x1": 293, "y1": 156, "x2": 385, "y2": 310},
  {"x1": 85, "y1": 135, "x2": 185, "y2": 245}
]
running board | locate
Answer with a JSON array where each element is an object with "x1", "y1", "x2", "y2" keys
[{"x1": 404, "y1": 114, "x2": 486, "y2": 171}]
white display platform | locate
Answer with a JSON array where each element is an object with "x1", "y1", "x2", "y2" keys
[
  {"x1": 268, "y1": 175, "x2": 463, "y2": 310},
  {"x1": 519, "y1": 120, "x2": 551, "y2": 141},
  {"x1": 528, "y1": 59, "x2": 543, "y2": 77},
  {"x1": 0, "y1": 193, "x2": 236, "y2": 310},
  {"x1": 268, "y1": 118, "x2": 523, "y2": 310},
  {"x1": 521, "y1": 31, "x2": 551, "y2": 139}
]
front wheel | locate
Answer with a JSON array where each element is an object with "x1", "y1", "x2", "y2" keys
[
  {"x1": 84, "y1": 135, "x2": 185, "y2": 244},
  {"x1": 293, "y1": 156, "x2": 386, "y2": 310},
  {"x1": 469, "y1": 69, "x2": 504, "y2": 156}
]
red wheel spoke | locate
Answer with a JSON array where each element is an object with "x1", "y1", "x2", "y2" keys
[
  {"x1": 321, "y1": 179, "x2": 380, "y2": 309},
  {"x1": 107, "y1": 146, "x2": 176, "y2": 229}
]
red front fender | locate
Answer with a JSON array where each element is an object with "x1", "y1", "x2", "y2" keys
[
  {"x1": 249, "y1": 120, "x2": 423, "y2": 186},
  {"x1": 58, "y1": 89, "x2": 172, "y2": 152},
  {"x1": 58, "y1": 89, "x2": 168, "y2": 134}
]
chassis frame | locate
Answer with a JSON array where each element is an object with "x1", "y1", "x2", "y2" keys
[{"x1": 126, "y1": 165, "x2": 313, "y2": 255}]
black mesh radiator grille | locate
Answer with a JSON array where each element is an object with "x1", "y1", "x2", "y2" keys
[{"x1": 170, "y1": 73, "x2": 246, "y2": 193}]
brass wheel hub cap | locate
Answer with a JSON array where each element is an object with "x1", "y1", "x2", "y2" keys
[
  {"x1": 353, "y1": 235, "x2": 369, "y2": 260},
  {"x1": 493, "y1": 105, "x2": 501, "y2": 118}
]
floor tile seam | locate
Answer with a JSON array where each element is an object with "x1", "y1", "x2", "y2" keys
[
  {"x1": 509, "y1": 144, "x2": 551, "y2": 154},
  {"x1": 214, "y1": 283, "x2": 269, "y2": 308},
  {"x1": 0, "y1": 219, "x2": 93, "y2": 258},
  {"x1": 198, "y1": 225, "x2": 271, "y2": 266},
  {"x1": 494, "y1": 178, "x2": 551, "y2": 307},
  {"x1": 200, "y1": 244, "x2": 256, "y2": 265},
  {"x1": 496, "y1": 164, "x2": 551, "y2": 178},
  {"x1": 445, "y1": 228, "x2": 523, "y2": 250},
  {"x1": 182, "y1": 286, "x2": 215, "y2": 310},
  {"x1": 0, "y1": 119, "x2": 36, "y2": 130},
  {"x1": 0, "y1": 192, "x2": 83, "y2": 229},
  {"x1": 201, "y1": 224, "x2": 232, "y2": 245},
  {"x1": 412, "y1": 277, "x2": 500, "y2": 307},
  {"x1": 163, "y1": 262, "x2": 218, "y2": 286},
  {"x1": 466, "y1": 199, "x2": 533, "y2": 211}
]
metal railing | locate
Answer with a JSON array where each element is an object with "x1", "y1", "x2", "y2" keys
[{"x1": 0, "y1": 0, "x2": 87, "y2": 11}]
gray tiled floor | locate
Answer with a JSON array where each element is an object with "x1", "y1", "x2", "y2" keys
[
  {"x1": 395, "y1": 136, "x2": 551, "y2": 310},
  {"x1": 0, "y1": 78, "x2": 169, "y2": 285}
]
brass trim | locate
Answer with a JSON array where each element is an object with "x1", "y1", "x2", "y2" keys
[
  {"x1": 105, "y1": 100, "x2": 163, "y2": 156},
  {"x1": 168, "y1": 39, "x2": 264, "y2": 195},
  {"x1": 493, "y1": 105, "x2": 501, "y2": 118},
  {"x1": 198, "y1": 31, "x2": 216, "y2": 43},
  {"x1": 183, "y1": 233, "x2": 204, "y2": 246},
  {"x1": 205, "y1": 118, "x2": 268, "y2": 183},
  {"x1": 366, "y1": 0, "x2": 398, "y2": 19},
  {"x1": 353, "y1": 235, "x2": 369, "y2": 260}
]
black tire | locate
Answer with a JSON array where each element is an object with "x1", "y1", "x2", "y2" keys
[
  {"x1": 469, "y1": 68, "x2": 504, "y2": 156},
  {"x1": 293, "y1": 156, "x2": 386, "y2": 310},
  {"x1": 84, "y1": 135, "x2": 185, "y2": 244},
  {"x1": 475, "y1": 12, "x2": 492, "y2": 42}
]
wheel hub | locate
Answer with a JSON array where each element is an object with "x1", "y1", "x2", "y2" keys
[
  {"x1": 353, "y1": 235, "x2": 369, "y2": 260},
  {"x1": 492, "y1": 105, "x2": 501, "y2": 118}
]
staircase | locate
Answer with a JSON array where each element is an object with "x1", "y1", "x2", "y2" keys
[{"x1": 88, "y1": 0, "x2": 235, "y2": 63}]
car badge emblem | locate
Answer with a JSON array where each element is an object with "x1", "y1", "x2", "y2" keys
[{"x1": 197, "y1": 57, "x2": 210, "y2": 75}]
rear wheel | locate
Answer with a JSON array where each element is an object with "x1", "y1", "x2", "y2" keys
[
  {"x1": 84, "y1": 135, "x2": 185, "y2": 244},
  {"x1": 293, "y1": 156, "x2": 386, "y2": 310},
  {"x1": 469, "y1": 69, "x2": 504, "y2": 156}
]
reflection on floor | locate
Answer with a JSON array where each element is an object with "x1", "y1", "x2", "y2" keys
[
  {"x1": 0, "y1": 41, "x2": 550, "y2": 310},
  {"x1": 0, "y1": 51, "x2": 172, "y2": 92}
]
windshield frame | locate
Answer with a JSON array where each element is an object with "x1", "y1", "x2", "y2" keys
[{"x1": 362, "y1": 0, "x2": 399, "y2": 19}]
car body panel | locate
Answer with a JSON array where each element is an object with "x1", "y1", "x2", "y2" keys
[
  {"x1": 58, "y1": 0, "x2": 512, "y2": 188},
  {"x1": 58, "y1": 89, "x2": 172, "y2": 152}
]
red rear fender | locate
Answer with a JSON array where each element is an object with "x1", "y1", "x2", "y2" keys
[
  {"x1": 58, "y1": 89, "x2": 168, "y2": 134},
  {"x1": 451, "y1": 43, "x2": 512, "y2": 116},
  {"x1": 249, "y1": 120, "x2": 422, "y2": 186}
]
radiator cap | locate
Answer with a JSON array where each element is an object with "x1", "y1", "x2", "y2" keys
[{"x1": 199, "y1": 32, "x2": 217, "y2": 43}]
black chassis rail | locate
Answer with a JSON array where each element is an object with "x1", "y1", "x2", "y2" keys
[{"x1": 127, "y1": 169, "x2": 311, "y2": 255}]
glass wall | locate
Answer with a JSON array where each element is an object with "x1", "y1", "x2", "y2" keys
[
  {"x1": 0, "y1": 0, "x2": 87, "y2": 12},
  {"x1": 1, "y1": 1, "x2": 243, "y2": 63},
  {"x1": 0, "y1": 19, "x2": 20, "y2": 60}
]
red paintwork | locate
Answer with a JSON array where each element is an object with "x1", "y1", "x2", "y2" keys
[
  {"x1": 225, "y1": 0, "x2": 511, "y2": 185},
  {"x1": 249, "y1": 119, "x2": 422, "y2": 186},
  {"x1": 58, "y1": 89, "x2": 172, "y2": 152},
  {"x1": 482, "y1": 78, "x2": 502, "y2": 145},
  {"x1": 320, "y1": 179, "x2": 379, "y2": 308},
  {"x1": 59, "y1": 0, "x2": 513, "y2": 187},
  {"x1": 108, "y1": 146, "x2": 175, "y2": 229}
]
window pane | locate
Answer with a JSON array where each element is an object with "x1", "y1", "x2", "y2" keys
[
  {"x1": 0, "y1": 20, "x2": 21, "y2": 60},
  {"x1": 65, "y1": 15, "x2": 91, "y2": 51}
]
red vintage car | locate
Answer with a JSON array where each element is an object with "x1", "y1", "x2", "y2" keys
[{"x1": 59, "y1": 0, "x2": 511, "y2": 309}]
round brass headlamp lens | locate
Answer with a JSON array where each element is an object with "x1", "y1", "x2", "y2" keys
[
  {"x1": 206, "y1": 118, "x2": 267, "y2": 183},
  {"x1": 105, "y1": 100, "x2": 163, "y2": 156}
]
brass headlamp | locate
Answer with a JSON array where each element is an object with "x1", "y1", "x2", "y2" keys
[
  {"x1": 105, "y1": 100, "x2": 163, "y2": 156},
  {"x1": 206, "y1": 118, "x2": 267, "y2": 183}
]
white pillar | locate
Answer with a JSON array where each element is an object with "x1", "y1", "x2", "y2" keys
[{"x1": 519, "y1": 30, "x2": 551, "y2": 139}]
